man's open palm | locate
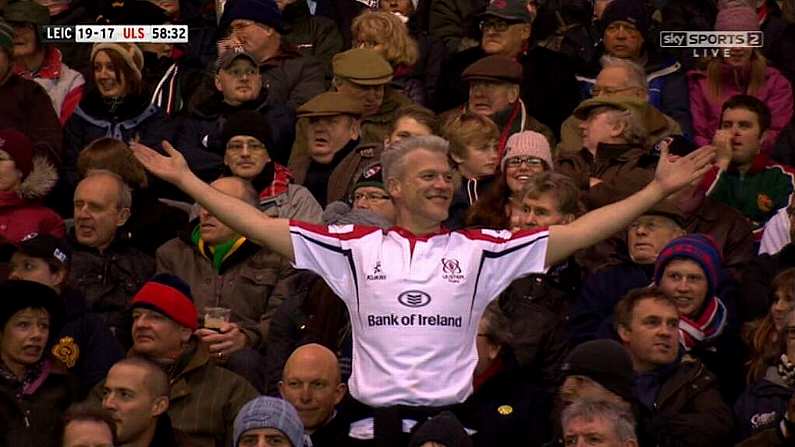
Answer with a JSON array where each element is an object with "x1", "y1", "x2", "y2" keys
[
  {"x1": 130, "y1": 140, "x2": 189, "y2": 186},
  {"x1": 654, "y1": 142, "x2": 716, "y2": 195}
]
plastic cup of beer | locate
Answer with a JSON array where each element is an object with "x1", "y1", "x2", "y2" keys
[{"x1": 204, "y1": 307, "x2": 231, "y2": 331}]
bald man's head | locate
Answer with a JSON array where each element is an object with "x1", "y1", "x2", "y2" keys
[
  {"x1": 199, "y1": 177, "x2": 258, "y2": 245},
  {"x1": 280, "y1": 344, "x2": 346, "y2": 432}
]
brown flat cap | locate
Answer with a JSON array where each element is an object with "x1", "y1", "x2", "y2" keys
[
  {"x1": 462, "y1": 55, "x2": 523, "y2": 84},
  {"x1": 332, "y1": 48, "x2": 393, "y2": 86},
  {"x1": 297, "y1": 92, "x2": 365, "y2": 118}
]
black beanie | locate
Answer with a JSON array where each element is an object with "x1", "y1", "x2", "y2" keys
[
  {"x1": 600, "y1": 0, "x2": 651, "y2": 37},
  {"x1": 560, "y1": 339, "x2": 635, "y2": 402},
  {"x1": 408, "y1": 411, "x2": 473, "y2": 447},
  {"x1": 220, "y1": 110, "x2": 272, "y2": 153}
]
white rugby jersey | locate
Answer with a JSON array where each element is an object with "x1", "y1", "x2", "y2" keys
[{"x1": 289, "y1": 221, "x2": 550, "y2": 407}]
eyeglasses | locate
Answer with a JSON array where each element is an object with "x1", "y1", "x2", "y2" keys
[
  {"x1": 591, "y1": 85, "x2": 639, "y2": 97},
  {"x1": 479, "y1": 19, "x2": 512, "y2": 32},
  {"x1": 505, "y1": 156, "x2": 546, "y2": 168},
  {"x1": 224, "y1": 67, "x2": 259, "y2": 79},
  {"x1": 353, "y1": 192, "x2": 390, "y2": 203},
  {"x1": 226, "y1": 141, "x2": 267, "y2": 153}
]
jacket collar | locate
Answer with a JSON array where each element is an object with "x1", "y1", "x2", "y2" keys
[{"x1": 13, "y1": 46, "x2": 64, "y2": 80}]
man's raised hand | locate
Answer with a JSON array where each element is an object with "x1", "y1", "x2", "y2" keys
[
  {"x1": 130, "y1": 140, "x2": 191, "y2": 187},
  {"x1": 654, "y1": 141, "x2": 716, "y2": 196}
]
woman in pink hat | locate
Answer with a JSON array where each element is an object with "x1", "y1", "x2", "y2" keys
[{"x1": 688, "y1": 1, "x2": 793, "y2": 153}]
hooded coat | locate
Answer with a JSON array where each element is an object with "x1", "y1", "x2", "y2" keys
[{"x1": 0, "y1": 157, "x2": 64, "y2": 244}]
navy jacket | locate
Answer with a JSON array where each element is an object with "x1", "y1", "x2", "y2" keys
[{"x1": 734, "y1": 370, "x2": 792, "y2": 442}]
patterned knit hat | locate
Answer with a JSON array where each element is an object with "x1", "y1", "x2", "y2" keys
[
  {"x1": 90, "y1": 43, "x2": 144, "y2": 81},
  {"x1": 353, "y1": 162, "x2": 385, "y2": 192},
  {"x1": 0, "y1": 17, "x2": 14, "y2": 54},
  {"x1": 233, "y1": 397, "x2": 304, "y2": 447},
  {"x1": 714, "y1": 3, "x2": 760, "y2": 31},
  {"x1": 654, "y1": 234, "x2": 722, "y2": 299},
  {"x1": 130, "y1": 274, "x2": 198, "y2": 330},
  {"x1": 501, "y1": 131, "x2": 553, "y2": 171}
]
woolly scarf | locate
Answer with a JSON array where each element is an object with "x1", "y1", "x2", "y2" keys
[
  {"x1": 191, "y1": 225, "x2": 247, "y2": 272},
  {"x1": 678, "y1": 296, "x2": 728, "y2": 351}
]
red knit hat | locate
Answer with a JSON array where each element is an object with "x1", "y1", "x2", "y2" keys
[
  {"x1": 131, "y1": 274, "x2": 198, "y2": 330},
  {"x1": 0, "y1": 129, "x2": 34, "y2": 180}
]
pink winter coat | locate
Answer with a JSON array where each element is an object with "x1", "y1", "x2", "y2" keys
[
  {"x1": 0, "y1": 191, "x2": 65, "y2": 244},
  {"x1": 688, "y1": 64, "x2": 793, "y2": 153}
]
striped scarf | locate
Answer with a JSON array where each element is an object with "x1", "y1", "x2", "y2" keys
[{"x1": 678, "y1": 296, "x2": 727, "y2": 351}]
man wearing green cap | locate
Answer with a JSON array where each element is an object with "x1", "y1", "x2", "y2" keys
[
  {"x1": 0, "y1": 15, "x2": 63, "y2": 163},
  {"x1": 288, "y1": 91, "x2": 370, "y2": 206},
  {"x1": 557, "y1": 96, "x2": 659, "y2": 208},
  {"x1": 5, "y1": 0, "x2": 85, "y2": 123}
]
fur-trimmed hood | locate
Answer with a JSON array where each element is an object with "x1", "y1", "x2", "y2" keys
[{"x1": 18, "y1": 156, "x2": 58, "y2": 200}]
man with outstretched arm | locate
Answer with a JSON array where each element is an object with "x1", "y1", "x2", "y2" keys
[{"x1": 131, "y1": 136, "x2": 714, "y2": 446}]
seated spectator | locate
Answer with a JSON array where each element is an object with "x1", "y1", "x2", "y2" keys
[
  {"x1": 177, "y1": 50, "x2": 296, "y2": 170},
  {"x1": 156, "y1": 176, "x2": 294, "y2": 391},
  {"x1": 0, "y1": 17, "x2": 63, "y2": 163},
  {"x1": 408, "y1": 411, "x2": 473, "y2": 447},
  {"x1": 279, "y1": 344, "x2": 349, "y2": 446},
  {"x1": 436, "y1": 0, "x2": 580, "y2": 135},
  {"x1": 68, "y1": 171, "x2": 154, "y2": 343},
  {"x1": 383, "y1": 104, "x2": 441, "y2": 148},
  {"x1": 62, "y1": 43, "x2": 172, "y2": 204},
  {"x1": 556, "y1": 96, "x2": 656, "y2": 209},
  {"x1": 466, "y1": 131, "x2": 554, "y2": 230},
  {"x1": 654, "y1": 234, "x2": 744, "y2": 401},
  {"x1": 61, "y1": 403, "x2": 117, "y2": 447},
  {"x1": 559, "y1": 57, "x2": 683, "y2": 155},
  {"x1": 688, "y1": 2, "x2": 793, "y2": 153},
  {"x1": 5, "y1": 233, "x2": 123, "y2": 396},
  {"x1": 233, "y1": 396, "x2": 304, "y2": 447},
  {"x1": 116, "y1": 274, "x2": 258, "y2": 446},
  {"x1": 576, "y1": 0, "x2": 692, "y2": 137},
  {"x1": 352, "y1": 11, "x2": 429, "y2": 106},
  {"x1": 743, "y1": 214, "x2": 795, "y2": 320},
  {"x1": 277, "y1": 0, "x2": 344, "y2": 78},
  {"x1": 101, "y1": 357, "x2": 190, "y2": 446},
  {"x1": 0, "y1": 280, "x2": 76, "y2": 447},
  {"x1": 735, "y1": 309, "x2": 795, "y2": 441},
  {"x1": 76, "y1": 137, "x2": 189, "y2": 255},
  {"x1": 462, "y1": 301, "x2": 550, "y2": 447},
  {"x1": 289, "y1": 91, "x2": 365, "y2": 206},
  {"x1": 705, "y1": 95, "x2": 795, "y2": 234},
  {"x1": 219, "y1": 111, "x2": 321, "y2": 222},
  {"x1": 218, "y1": 0, "x2": 326, "y2": 109},
  {"x1": 0, "y1": 128, "x2": 64, "y2": 243},
  {"x1": 330, "y1": 48, "x2": 414, "y2": 145},
  {"x1": 6, "y1": 0, "x2": 84, "y2": 124},
  {"x1": 377, "y1": 0, "x2": 448, "y2": 110},
  {"x1": 442, "y1": 112, "x2": 499, "y2": 229},
  {"x1": 441, "y1": 55, "x2": 555, "y2": 156},
  {"x1": 493, "y1": 173, "x2": 581, "y2": 386},
  {"x1": 615, "y1": 287, "x2": 733, "y2": 446},
  {"x1": 569, "y1": 205, "x2": 685, "y2": 343},
  {"x1": 743, "y1": 268, "x2": 795, "y2": 384},
  {"x1": 348, "y1": 162, "x2": 396, "y2": 224},
  {"x1": 561, "y1": 398, "x2": 639, "y2": 447}
]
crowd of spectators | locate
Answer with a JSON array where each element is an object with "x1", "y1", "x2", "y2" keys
[{"x1": 1, "y1": 0, "x2": 795, "y2": 445}]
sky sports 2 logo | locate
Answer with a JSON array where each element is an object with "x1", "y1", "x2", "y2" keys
[{"x1": 660, "y1": 31, "x2": 764, "y2": 58}]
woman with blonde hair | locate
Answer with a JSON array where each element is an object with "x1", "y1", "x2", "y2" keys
[
  {"x1": 688, "y1": 0, "x2": 793, "y2": 153},
  {"x1": 352, "y1": 10, "x2": 440, "y2": 106},
  {"x1": 743, "y1": 268, "x2": 795, "y2": 384}
]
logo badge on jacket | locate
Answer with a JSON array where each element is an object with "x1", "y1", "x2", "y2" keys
[{"x1": 52, "y1": 336, "x2": 80, "y2": 368}]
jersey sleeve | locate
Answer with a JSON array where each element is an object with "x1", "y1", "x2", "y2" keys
[
  {"x1": 288, "y1": 220, "x2": 377, "y2": 303},
  {"x1": 463, "y1": 228, "x2": 551, "y2": 300}
]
